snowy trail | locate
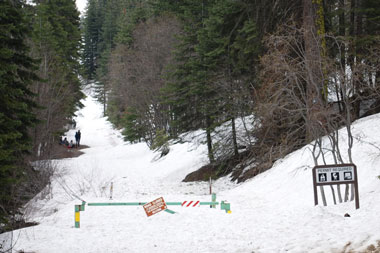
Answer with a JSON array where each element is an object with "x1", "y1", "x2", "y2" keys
[{"x1": 1, "y1": 89, "x2": 380, "y2": 252}]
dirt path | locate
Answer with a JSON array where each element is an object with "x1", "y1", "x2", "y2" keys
[{"x1": 49, "y1": 144, "x2": 90, "y2": 159}]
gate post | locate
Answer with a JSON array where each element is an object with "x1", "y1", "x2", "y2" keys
[
  {"x1": 75, "y1": 205, "x2": 81, "y2": 228},
  {"x1": 211, "y1": 193, "x2": 216, "y2": 208},
  {"x1": 220, "y1": 201, "x2": 231, "y2": 213}
]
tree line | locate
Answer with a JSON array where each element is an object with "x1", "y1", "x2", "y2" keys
[
  {"x1": 0, "y1": 0, "x2": 83, "y2": 231},
  {"x1": 83, "y1": 0, "x2": 380, "y2": 179},
  {"x1": 1, "y1": 0, "x2": 379, "y2": 229}
]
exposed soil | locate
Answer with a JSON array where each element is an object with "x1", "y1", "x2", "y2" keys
[
  {"x1": 49, "y1": 144, "x2": 90, "y2": 160},
  {"x1": 182, "y1": 150, "x2": 254, "y2": 182},
  {"x1": 182, "y1": 164, "x2": 216, "y2": 182}
]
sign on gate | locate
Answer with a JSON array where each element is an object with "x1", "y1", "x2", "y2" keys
[
  {"x1": 312, "y1": 164, "x2": 359, "y2": 209},
  {"x1": 143, "y1": 197, "x2": 167, "y2": 217}
]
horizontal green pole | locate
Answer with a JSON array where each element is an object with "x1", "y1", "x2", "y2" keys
[
  {"x1": 199, "y1": 202, "x2": 219, "y2": 205},
  {"x1": 88, "y1": 202, "x2": 147, "y2": 206},
  {"x1": 87, "y1": 202, "x2": 220, "y2": 206},
  {"x1": 166, "y1": 202, "x2": 182, "y2": 205}
]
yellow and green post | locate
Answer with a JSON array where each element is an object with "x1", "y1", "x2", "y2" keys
[
  {"x1": 74, "y1": 205, "x2": 80, "y2": 228},
  {"x1": 74, "y1": 201, "x2": 86, "y2": 228}
]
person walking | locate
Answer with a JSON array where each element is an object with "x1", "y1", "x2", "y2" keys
[
  {"x1": 77, "y1": 130, "x2": 81, "y2": 147},
  {"x1": 75, "y1": 131, "x2": 80, "y2": 147}
]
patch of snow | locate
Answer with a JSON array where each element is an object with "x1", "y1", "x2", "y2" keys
[{"x1": 1, "y1": 86, "x2": 379, "y2": 253}]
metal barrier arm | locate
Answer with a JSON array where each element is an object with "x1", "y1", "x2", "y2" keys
[
  {"x1": 74, "y1": 195, "x2": 231, "y2": 228},
  {"x1": 87, "y1": 201, "x2": 220, "y2": 206}
]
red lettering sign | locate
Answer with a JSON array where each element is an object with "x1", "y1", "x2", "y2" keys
[{"x1": 143, "y1": 197, "x2": 167, "y2": 217}]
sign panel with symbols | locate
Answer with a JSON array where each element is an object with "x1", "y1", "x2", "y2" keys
[
  {"x1": 312, "y1": 164, "x2": 359, "y2": 209},
  {"x1": 315, "y1": 165, "x2": 355, "y2": 183}
]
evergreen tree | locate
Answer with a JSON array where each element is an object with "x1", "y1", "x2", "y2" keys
[
  {"x1": 200, "y1": 0, "x2": 260, "y2": 156},
  {"x1": 83, "y1": 0, "x2": 153, "y2": 115},
  {"x1": 94, "y1": 0, "x2": 123, "y2": 115},
  {"x1": 29, "y1": 0, "x2": 84, "y2": 158},
  {"x1": 115, "y1": 0, "x2": 152, "y2": 45},
  {"x1": 82, "y1": 0, "x2": 105, "y2": 80},
  {"x1": 0, "y1": 0, "x2": 39, "y2": 222},
  {"x1": 107, "y1": 14, "x2": 180, "y2": 147},
  {"x1": 161, "y1": 0, "x2": 261, "y2": 161},
  {"x1": 161, "y1": 0, "x2": 220, "y2": 162}
]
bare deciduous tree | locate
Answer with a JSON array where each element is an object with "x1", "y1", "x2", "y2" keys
[
  {"x1": 255, "y1": 20, "x2": 380, "y2": 204},
  {"x1": 108, "y1": 15, "x2": 181, "y2": 147}
]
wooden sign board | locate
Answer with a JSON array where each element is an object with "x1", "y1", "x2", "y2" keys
[
  {"x1": 143, "y1": 197, "x2": 167, "y2": 217},
  {"x1": 312, "y1": 164, "x2": 359, "y2": 209}
]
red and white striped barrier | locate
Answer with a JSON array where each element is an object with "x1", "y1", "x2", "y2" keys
[{"x1": 181, "y1": 201, "x2": 200, "y2": 207}]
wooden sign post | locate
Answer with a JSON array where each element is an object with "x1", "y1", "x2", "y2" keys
[{"x1": 312, "y1": 164, "x2": 359, "y2": 209}]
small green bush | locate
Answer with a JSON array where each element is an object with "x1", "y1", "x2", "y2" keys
[{"x1": 151, "y1": 129, "x2": 170, "y2": 157}]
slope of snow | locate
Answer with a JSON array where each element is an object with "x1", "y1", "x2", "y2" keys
[{"x1": 1, "y1": 88, "x2": 379, "y2": 253}]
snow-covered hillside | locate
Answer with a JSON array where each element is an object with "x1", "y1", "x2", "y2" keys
[{"x1": 1, "y1": 88, "x2": 379, "y2": 253}]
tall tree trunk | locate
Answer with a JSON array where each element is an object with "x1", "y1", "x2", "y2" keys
[
  {"x1": 304, "y1": 0, "x2": 327, "y2": 206},
  {"x1": 337, "y1": 0, "x2": 346, "y2": 114},
  {"x1": 103, "y1": 88, "x2": 107, "y2": 116},
  {"x1": 303, "y1": 0, "x2": 324, "y2": 142},
  {"x1": 206, "y1": 116, "x2": 215, "y2": 163},
  {"x1": 231, "y1": 117, "x2": 239, "y2": 156},
  {"x1": 349, "y1": 0, "x2": 363, "y2": 120}
]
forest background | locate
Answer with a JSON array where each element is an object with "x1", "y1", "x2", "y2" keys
[{"x1": 1, "y1": 0, "x2": 380, "y2": 232}]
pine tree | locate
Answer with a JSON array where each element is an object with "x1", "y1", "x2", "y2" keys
[
  {"x1": 29, "y1": 0, "x2": 84, "y2": 158},
  {"x1": 0, "y1": 0, "x2": 39, "y2": 222},
  {"x1": 161, "y1": 0, "x2": 261, "y2": 161},
  {"x1": 93, "y1": 0, "x2": 123, "y2": 115},
  {"x1": 97, "y1": 0, "x2": 153, "y2": 116},
  {"x1": 107, "y1": 14, "x2": 181, "y2": 147},
  {"x1": 161, "y1": 0, "x2": 219, "y2": 162},
  {"x1": 200, "y1": 0, "x2": 260, "y2": 156},
  {"x1": 82, "y1": 0, "x2": 105, "y2": 80}
]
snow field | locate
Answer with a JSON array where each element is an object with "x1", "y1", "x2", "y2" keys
[{"x1": 1, "y1": 91, "x2": 380, "y2": 253}]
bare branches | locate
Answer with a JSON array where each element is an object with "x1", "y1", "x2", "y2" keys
[
  {"x1": 257, "y1": 17, "x2": 380, "y2": 204},
  {"x1": 107, "y1": 15, "x2": 181, "y2": 147}
]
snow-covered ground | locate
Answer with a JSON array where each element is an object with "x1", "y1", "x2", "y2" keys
[{"x1": 1, "y1": 87, "x2": 380, "y2": 253}]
